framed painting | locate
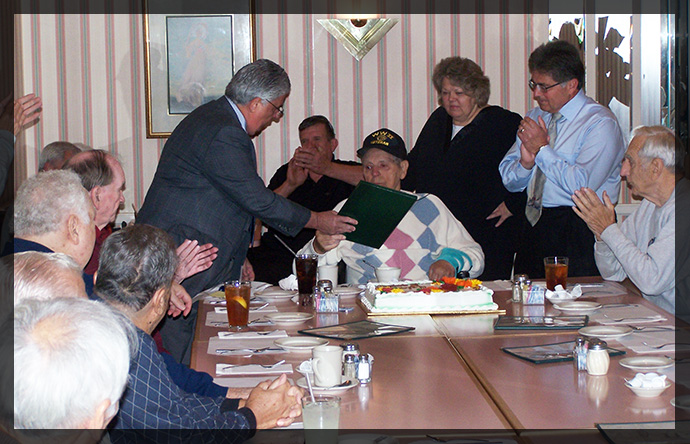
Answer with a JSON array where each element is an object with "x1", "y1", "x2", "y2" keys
[{"x1": 143, "y1": 7, "x2": 255, "y2": 137}]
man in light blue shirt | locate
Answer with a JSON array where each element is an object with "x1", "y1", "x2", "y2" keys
[{"x1": 499, "y1": 40, "x2": 626, "y2": 278}]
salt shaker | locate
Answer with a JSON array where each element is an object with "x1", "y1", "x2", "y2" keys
[
  {"x1": 357, "y1": 353, "x2": 374, "y2": 384},
  {"x1": 572, "y1": 336, "x2": 587, "y2": 371},
  {"x1": 586, "y1": 339, "x2": 610, "y2": 375},
  {"x1": 512, "y1": 274, "x2": 529, "y2": 303}
]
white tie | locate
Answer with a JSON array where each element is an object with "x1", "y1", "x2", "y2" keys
[{"x1": 525, "y1": 112, "x2": 562, "y2": 226}]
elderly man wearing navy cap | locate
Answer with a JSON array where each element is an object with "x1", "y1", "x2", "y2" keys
[{"x1": 298, "y1": 128, "x2": 484, "y2": 284}]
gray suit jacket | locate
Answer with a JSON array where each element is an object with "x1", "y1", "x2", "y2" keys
[{"x1": 138, "y1": 97, "x2": 311, "y2": 295}]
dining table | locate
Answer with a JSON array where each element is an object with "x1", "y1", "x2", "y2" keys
[{"x1": 190, "y1": 277, "x2": 690, "y2": 443}]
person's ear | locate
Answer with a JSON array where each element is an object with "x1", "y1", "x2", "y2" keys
[
  {"x1": 650, "y1": 158, "x2": 664, "y2": 177},
  {"x1": 247, "y1": 97, "x2": 263, "y2": 114},
  {"x1": 66, "y1": 214, "x2": 81, "y2": 245},
  {"x1": 151, "y1": 286, "x2": 170, "y2": 317},
  {"x1": 83, "y1": 398, "x2": 113, "y2": 429},
  {"x1": 329, "y1": 138, "x2": 339, "y2": 153},
  {"x1": 91, "y1": 186, "x2": 101, "y2": 204},
  {"x1": 399, "y1": 160, "x2": 409, "y2": 180}
]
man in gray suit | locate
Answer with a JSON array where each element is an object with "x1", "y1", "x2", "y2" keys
[{"x1": 137, "y1": 59, "x2": 356, "y2": 364}]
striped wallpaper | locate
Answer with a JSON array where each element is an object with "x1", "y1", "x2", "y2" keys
[{"x1": 16, "y1": 14, "x2": 553, "y2": 217}]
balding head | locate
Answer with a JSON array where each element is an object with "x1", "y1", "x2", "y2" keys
[
  {"x1": 64, "y1": 150, "x2": 126, "y2": 228},
  {"x1": 12, "y1": 252, "x2": 87, "y2": 305}
]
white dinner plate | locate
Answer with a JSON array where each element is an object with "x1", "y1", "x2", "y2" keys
[
  {"x1": 620, "y1": 356, "x2": 674, "y2": 371},
  {"x1": 265, "y1": 312, "x2": 313, "y2": 325},
  {"x1": 274, "y1": 336, "x2": 328, "y2": 352},
  {"x1": 297, "y1": 377, "x2": 358, "y2": 394},
  {"x1": 553, "y1": 301, "x2": 602, "y2": 312},
  {"x1": 255, "y1": 286, "x2": 298, "y2": 299},
  {"x1": 333, "y1": 286, "x2": 362, "y2": 299},
  {"x1": 578, "y1": 325, "x2": 633, "y2": 339},
  {"x1": 671, "y1": 395, "x2": 690, "y2": 410},
  {"x1": 339, "y1": 434, "x2": 399, "y2": 444}
]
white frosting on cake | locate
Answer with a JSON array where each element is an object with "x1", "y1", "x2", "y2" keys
[{"x1": 363, "y1": 280, "x2": 497, "y2": 313}]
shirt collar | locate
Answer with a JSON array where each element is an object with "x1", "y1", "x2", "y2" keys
[
  {"x1": 225, "y1": 96, "x2": 247, "y2": 133},
  {"x1": 556, "y1": 89, "x2": 586, "y2": 122}
]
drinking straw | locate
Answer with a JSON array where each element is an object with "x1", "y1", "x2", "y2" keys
[
  {"x1": 298, "y1": 360, "x2": 316, "y2": 402},
  {"x1": 273, "y1": 233, "x2": 297, "y2": 257}
]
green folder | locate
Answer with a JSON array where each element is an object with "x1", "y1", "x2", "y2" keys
[{"x1": 337, "y1": 181, "x2": 417, "y2": 248}]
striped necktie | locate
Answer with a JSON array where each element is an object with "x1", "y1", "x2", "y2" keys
[{"x1": 525, "y1": 112, "x2": 562, "y2": 226}]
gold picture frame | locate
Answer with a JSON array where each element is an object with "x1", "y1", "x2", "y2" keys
[{"x1": 143, "y1": 5, "x2": 255, "y2": 138}]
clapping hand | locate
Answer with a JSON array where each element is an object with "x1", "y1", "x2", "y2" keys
[
  {"x1": 174, "y1": 239, "x2": 218, "y2": 283},
  {"x1": 572, "y1": 187, "x2": 616, "y2": 240}
]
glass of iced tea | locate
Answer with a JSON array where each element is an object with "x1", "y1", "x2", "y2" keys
[
  {"x1": 543, "y1": 256, "x2": 569, "y2": 291},
  {"x1": 296, "y1": 253, "x2": 318, "y2": 307},
  {"x1": 224, "y1": 280, "x2": 251, "y2": 331}
]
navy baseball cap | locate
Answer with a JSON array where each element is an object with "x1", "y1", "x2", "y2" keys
[{"x1": 356, "y1": 128, "x2": 407, "y2": 160}]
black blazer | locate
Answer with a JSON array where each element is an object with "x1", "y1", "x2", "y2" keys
[{"x1": 138, "y1": 97, "x2": 311, "y2": 295}]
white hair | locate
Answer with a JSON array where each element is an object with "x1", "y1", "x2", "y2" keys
[
  {"x1": 631, "y1": 125, "x2": 685, "y2": 173},
  {"x1": 12, "y1": 252, "x2": 85, "y2": 304},
  {"x1": 13, "y1": 298, "x2": 137, "y2": 429},
  {"x1": 14, "y1": 170, "x2": 93, "y2": 238}
]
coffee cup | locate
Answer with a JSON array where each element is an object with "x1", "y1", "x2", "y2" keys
[
  {"x1": 312, "y1": 345, "x2": 343, "y2": 387},
  {"x1": 375, "y1": 266, "x2": 401, "y2": 282},
  {"x1": 317, "y1": 264, "x2": 338, "y2": 286}
]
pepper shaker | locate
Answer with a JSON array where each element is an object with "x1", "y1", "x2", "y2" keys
[
  {"x1": 572, "y1": 336, "x2": 587, "y2": 371},
  {"x1": 586, "y1": 339, "x2": 610, "y2": 375},
  {"x1": 512, "y1": 274, "x2": 529, "y2": 303},
  {"x1": 343, "y1": 354, "x2": 357, "y2": 380}
]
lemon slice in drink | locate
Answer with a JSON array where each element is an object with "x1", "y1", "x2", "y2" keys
[{"x1": 234, "y1": 296, "x2": 248, "y2": 310}]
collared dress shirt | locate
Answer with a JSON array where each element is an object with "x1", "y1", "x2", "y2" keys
[{"x1": 499, "y1": 89, "x2": 626, "y2": 207}]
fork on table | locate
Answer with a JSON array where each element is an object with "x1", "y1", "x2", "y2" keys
[{"x1": 222, "y1": 359, "x2": 286, "y2": 370}]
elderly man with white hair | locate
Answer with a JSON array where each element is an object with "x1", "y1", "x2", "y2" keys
[
  {"x1": 573, "y1": 125, "x2": 689, "y2": 313},
  {"x1": 12, "y1": 252, "x2": 87, "y2": 304},
  {"x1": 12, "y1": 297, "x2": 135, "y2": 438}
]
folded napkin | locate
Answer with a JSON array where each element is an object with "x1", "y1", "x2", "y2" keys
[
  {"x1": 192, "y1": 284, "x2": 224, "y2": 304},
  {"x1": 216, "y1": 362, "x2": 293, "y2": 376},
  {"x1": 483, "y1": 280, "x2": 513, "y2": 292},
  {"x1": 213, "y1": 376, "x2": 295, "y2": 388},
  {"x1": 590, "y1": 305, "x2": 667, "y2": 325},
  {"x1": 214, "y1": 305, "x2": 278, "y2": 314},
  {"x1": 279, "y1": 274, "x2": 299, "y2": 291},
  {"x1": 208, "y1": 337, "x2": 286, "y2": 355},
  {"x1": 618, "y1": 329, "x2": 678, "y2": 353},
  {"x1": 205, "y1": 311, "x2": 274, "y2": 327},
  {"x1": 217, "y1": 330, "x2": 288, "y2": 339}
]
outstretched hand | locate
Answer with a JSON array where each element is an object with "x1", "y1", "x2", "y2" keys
[
  {"x1": 486, "y1": 201, "x2": 513, "y2": 227},
  {"x1": 307, "y1": 210, "x2": 357, "y2": 236}
]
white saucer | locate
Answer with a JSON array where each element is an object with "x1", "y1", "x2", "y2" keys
[
  {"x1": 553, "y1": 301, "x2": 602, "y2": 312},
  {"x1": 620, "y1": 356, "x2": 674, "y2": 371},
  {"x1": 671, "y1": 395, "x2": 690, "y2": 410},
  {"x1": 333, "y1": 286, "x2": 362, "y2": 299},
  {"x1": 297, "y1": 377, "x2": 358, "y2": 394},
  {"x1": 265, "y1": 312, "x2": 313, "y2": 325},
  {"x1": 274, "y1": 336, "x2": 328, "y2": 352},
  {"x1": 255, "y1": 286, "x2": 298, "y2": 299},
  {"x1": 578, "y1": 325, "x2": 633, "y2": 339}
]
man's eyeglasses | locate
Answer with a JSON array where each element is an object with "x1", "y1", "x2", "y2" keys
[
  {"x1": 528, "y1": 79, "x2": 564, "y2": 92},
  {"x1": 265, "y1": 99, "x2": 284, "y2": 117}
]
